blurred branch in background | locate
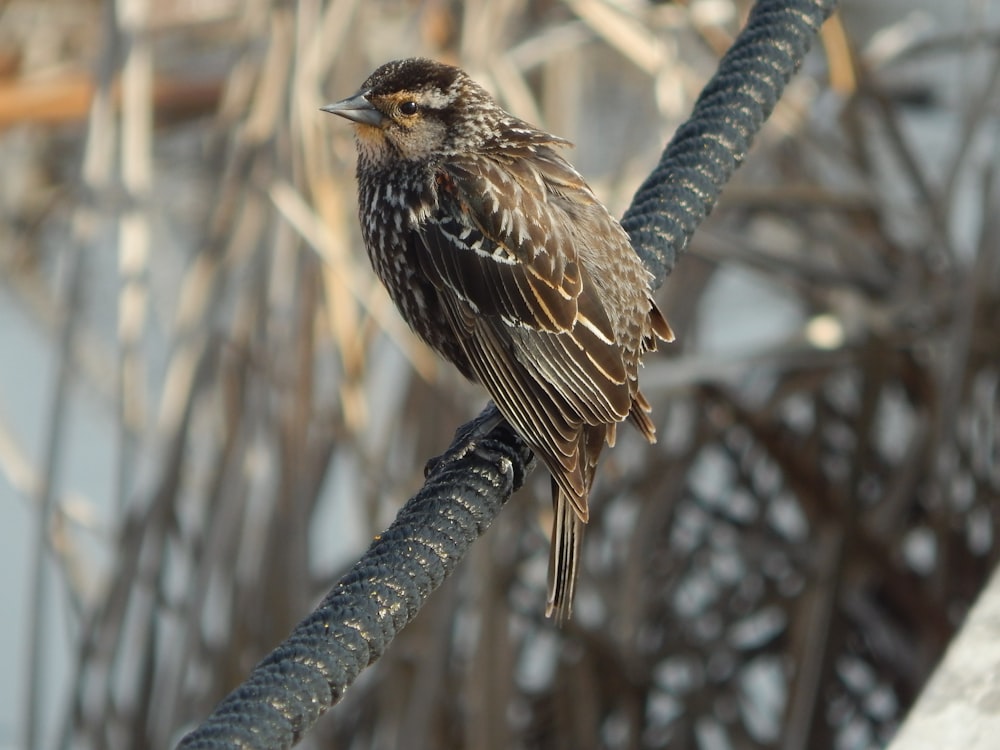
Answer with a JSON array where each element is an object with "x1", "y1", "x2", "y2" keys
[{"x1": 0, "y1": 1, "x2": 998, "y2": 749}]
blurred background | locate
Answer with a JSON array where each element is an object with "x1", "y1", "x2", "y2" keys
[{"x1": 2, "y1": 0, "x2": 999, "y2": 748}]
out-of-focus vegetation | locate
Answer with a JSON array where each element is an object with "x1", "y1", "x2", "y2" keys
[{"x1": 2, "y1": 0, "x2": 999, "y2": 748}]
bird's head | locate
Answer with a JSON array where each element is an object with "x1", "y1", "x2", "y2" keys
[{"x1": 323, "y1": 58, "x2": 496, "y2": 163}]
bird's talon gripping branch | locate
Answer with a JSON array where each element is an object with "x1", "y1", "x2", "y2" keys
[{"x1": 424, "y1": 402, "x2": 507, "y2": 478}]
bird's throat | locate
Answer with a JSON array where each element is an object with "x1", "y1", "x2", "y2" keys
[{"x1": 353, "y1": 123, "x2": 392, "y2": 163}]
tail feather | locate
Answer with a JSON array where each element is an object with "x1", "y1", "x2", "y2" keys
[
  {"x1": 648, "y1": 301, "x2": 675, "y2": 345},
  {"x1": 546, "y1": 485, "x2": 583, "y2": 624},
  {"x1": 628, "y1": 390, "x2": 658, "y2": 444},
  {"x1": 544, "y1": 424, "x2": 610, "y2": 623},
  {"x1": 545, "y1": 403, "x2": 656, "y2": 622}
]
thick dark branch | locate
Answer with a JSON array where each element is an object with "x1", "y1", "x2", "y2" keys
[
  {"x1": 623, "y1": 0, "x2": 838, "y2": 286},
  {"x1": 176, "y1": 1, "x2": 838, "y2": 747},
  {"x1": 178, "y1": 407, "x2": 532, "y2": 749}
]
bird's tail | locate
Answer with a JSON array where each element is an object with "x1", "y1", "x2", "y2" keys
[{"x1": 546, "y1": 484, "x2": 584, "y2": 624}]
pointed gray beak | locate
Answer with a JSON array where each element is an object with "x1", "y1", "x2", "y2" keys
[{"x1": 321, "y1": 91, "x2": 384, "y2": 127}]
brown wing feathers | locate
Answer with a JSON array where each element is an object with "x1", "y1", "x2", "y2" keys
[{"x1": 431, "y1": 143, "x2": 663, "y2": 619}]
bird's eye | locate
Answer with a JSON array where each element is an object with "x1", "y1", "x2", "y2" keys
[{"x1": 399, "y1": 101, "x2": 419, "y2": 116}]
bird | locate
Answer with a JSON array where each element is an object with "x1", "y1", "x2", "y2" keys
[{"x1": 323, "y1": 58, "x2": 672, "y2": 622}]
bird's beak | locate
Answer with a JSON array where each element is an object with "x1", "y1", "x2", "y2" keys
[{"x1": 321, "y1": 91, "x2": 384, "y2": 127}]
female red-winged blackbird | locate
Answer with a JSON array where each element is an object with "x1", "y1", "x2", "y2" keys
[{"x1": 324, "y1": 58, "x2": 672, "y2": 622}]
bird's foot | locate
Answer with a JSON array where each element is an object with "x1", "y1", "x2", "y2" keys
[{"x1": 426, "y1": 403, "x2": 536, "y2": 491}]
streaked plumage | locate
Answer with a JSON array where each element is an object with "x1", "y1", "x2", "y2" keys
[{"x1": 323, "y1": 58, "x2": 672, "y2": 622}]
